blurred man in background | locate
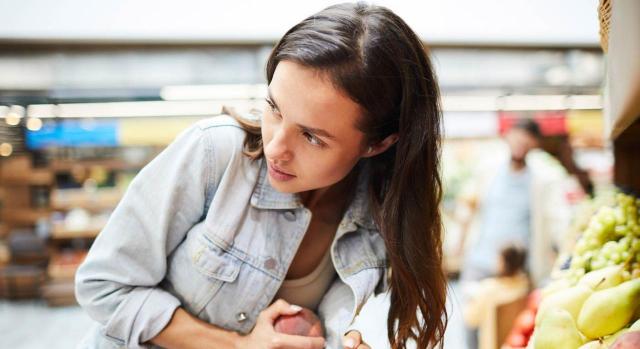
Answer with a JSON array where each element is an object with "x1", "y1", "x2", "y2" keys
[{"x1": 456, "y1": 119, "x2": 571, "y2": 348}]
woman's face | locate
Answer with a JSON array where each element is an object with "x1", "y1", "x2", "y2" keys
[{"x1": 261, "y1": 61, "x2": 368, "y2": 194}]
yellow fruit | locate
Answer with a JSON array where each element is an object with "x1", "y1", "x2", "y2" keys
[
  {"x1": 578, "y1": 265, "x2": 625, "y2": 290},
  {"x1": 541, "y1": 278, "x2": 573, "y2": 298},
  {"x1": 536, "y1": 284, "x2": 593, "y2": 325},
  {"x1": 578, "y1": 279, "x2": 640, "y2": 339},
  {"x1": 534, "y1": 309, "x2": 585, "y2": 349}
]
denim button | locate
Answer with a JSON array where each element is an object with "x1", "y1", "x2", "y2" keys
[
  {"x1": 236, "y1": 312, "x2": 247, "y2": 322},
  {"x1": 283, "y1": 210, "x2": 296, "y2": 221},
  {"x1": 264, "y1": 257, "x2": 277, "y2": 271}
]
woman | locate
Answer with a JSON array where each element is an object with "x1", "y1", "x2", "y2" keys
[{"x1": 75, "y1": 3, "x2": 447, "y2": 349}]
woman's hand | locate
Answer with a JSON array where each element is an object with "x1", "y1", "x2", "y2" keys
[
  {"x1": 342, "y1": 330, "x2": 370, "y2": 349},
  {"x1": 236, "y1": 299, "x2": 326, "y2": 349}
]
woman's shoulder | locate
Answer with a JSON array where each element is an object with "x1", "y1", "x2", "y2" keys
[
  {"x1": 191, "y1": 114, "x2": 252, "y2": 157},
  {"x1": 190, "y1": 114, "x2": 262, "y2": 180},
  {"x1": 194, "y1": 114, "x2": 248, "y2": 138}
]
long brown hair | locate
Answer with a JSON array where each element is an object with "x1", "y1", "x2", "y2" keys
[{"x1": 230, "y1": 3, "x2": 447, "y2": 348}]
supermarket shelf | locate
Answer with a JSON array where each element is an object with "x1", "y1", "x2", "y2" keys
[
  {"x1": 1, "y1": 208, "x2": 50, "y2": 224},
  {"x1": 49, "y1": 226, "x2": 101, "y2": 240},
  {"x1": 49, "y1": 159, "x2": 146, "y2": 172},
  {"x1": 50, "y1": 188, "x2": 122, "y2": 212},
  {"x1": 0, "y1": 171, "x2": 54, "y2": 186}
]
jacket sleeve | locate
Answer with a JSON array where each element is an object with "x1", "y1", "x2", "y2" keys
[
  {"x1": 318, "y1": 267, "x2": 389, "y2": 349},
  {"x1": 75, "y1": 123, "x2": 217, "y2": 348},
  {"x1": 317, "y1": 278, "x2": 356, "y2": 349}
]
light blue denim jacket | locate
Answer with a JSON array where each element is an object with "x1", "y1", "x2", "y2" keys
[{"x1": 75, "y1": 115, "x2": 389, "y2": 349}]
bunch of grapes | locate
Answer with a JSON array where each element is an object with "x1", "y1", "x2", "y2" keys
[{"x1": 568, "y1": 193, "x2": 640, "y2": 283}]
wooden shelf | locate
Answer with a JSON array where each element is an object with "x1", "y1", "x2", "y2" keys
[
  {"x1": 1, "y1": 208, "x2": 50, "y2": 224},
  {"x1": 50, "y1": 188, "x2": 122, "y2": 212},
  {"x1": 50, "y1": 226, "x2": 101, "y2": 240},
  {"x1": 0, "y1": 171, "x2": 54, "y2": 186},
  {"x1": 49, "y1": 159, "x2": 146, "y2": 172}
]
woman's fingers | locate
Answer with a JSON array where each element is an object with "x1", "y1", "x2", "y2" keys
[
  {"x1": 260, "y1": 299, "x2": 303, "y2": 323},
  {"x1": 342, "y1": 330, "x2": 363, "y2": 349}
]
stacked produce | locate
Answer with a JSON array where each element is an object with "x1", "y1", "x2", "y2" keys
[{"x1": 531, "y1": 192, "x2": 640, "y2": 349}]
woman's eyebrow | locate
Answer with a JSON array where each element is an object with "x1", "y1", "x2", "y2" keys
[
  {"x1": 299, "y1": 125, "x2": 336, "y2": 140},
  {"x1": 267, "y1": 89, "x2": 281, "y2": 110},
  {"x1": 267, "y1": 88, "x2": 336, "y2": 140}
]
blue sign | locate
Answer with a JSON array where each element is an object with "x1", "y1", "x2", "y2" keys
[{"x1": 25, "y1": 119, "x2": 119, "y2": 149}]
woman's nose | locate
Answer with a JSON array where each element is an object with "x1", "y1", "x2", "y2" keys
[{"x1": 264, "y1": 128, "x2": 293, "y2": 162}]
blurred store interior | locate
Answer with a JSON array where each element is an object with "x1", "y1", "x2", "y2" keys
[{"x1": 1, "y1": 0, "x2": 640, "y2": 348}]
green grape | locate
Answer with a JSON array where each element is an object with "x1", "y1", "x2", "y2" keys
[
  {"x1": 587, "y1": 237, "x2": 601, "y2": 249},
  {"x1": 622, "y1": 251, "x2": 631, "y2": 261},
  {"x1": 611, "y1": 252, "x2": 621, "y2": 263},
  {"x1": 614, "y1": 207, "x2": 626, "y2": 225},
  {"x1": 574, "y1": 240, "x2": 589, "y2": 254},
  {"x1": 598, "y1": 207, "x2": 618, "y2": 232},
  {"x1": 615, "y1": 225, "x2": 629, "y2": 236},
  {"x1": 590, "y1": 259, "x2": 606, "y2": 270},
  {"x1": 571, "y1": 256, "x2": 586, "y2": 269},
  {"x1": 619, "y1": 236, "x2": 631, "y2": 249},
  {"x1": 603, "y1": 240, "x2": 617, "y2": 251},
  {"x1": 634, "y1": 225, "x2": 640, "y2": 237},
  {"x1": 589, "y1": 220, "x2": 605, "y2": 235}
]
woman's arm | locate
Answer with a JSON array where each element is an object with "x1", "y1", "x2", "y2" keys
[
  {"x1": 152, "y1": 300, "x2": 325, "y2": 349},
  {"x1": 151, "y1": 307, "x2": 242, "y2": 349},
  {"x1": 75, "y1": 123, "x2": 218, "y2": 349}
]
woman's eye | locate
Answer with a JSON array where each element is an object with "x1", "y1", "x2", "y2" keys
[
  {"x1": 303, "y1": 132, "x2": 323, "y2": 147},
  {"x1": 265, "y1": 99, "x2": 279, "y2": 114}
]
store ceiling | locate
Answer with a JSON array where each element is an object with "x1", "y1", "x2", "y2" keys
[
  {"x1": 0, "y1": 0, "x2": 599, "y2": 47},
  {"x1": 0, "y1": 46, "x2": 603, "y2": 106}
]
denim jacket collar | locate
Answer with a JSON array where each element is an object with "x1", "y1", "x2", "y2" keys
[
  {"x1": 250, "y1": 159, "x2": 377, "y2": 230},
  {"x1": 250, "y1": 159, "x2": 303, "y2": 210}
]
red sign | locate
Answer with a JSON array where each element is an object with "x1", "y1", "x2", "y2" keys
[{"x1": 498, "y1": 111, "x2": 567, "y2": 136}]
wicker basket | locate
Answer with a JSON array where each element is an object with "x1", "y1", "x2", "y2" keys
[{"x1": 598, "y1": 0, "x2": 612, "y2": 52}]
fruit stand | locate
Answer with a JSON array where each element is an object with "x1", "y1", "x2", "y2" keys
[{"x1": 502, "y1": 1, "x2": 640, "y2": 348}]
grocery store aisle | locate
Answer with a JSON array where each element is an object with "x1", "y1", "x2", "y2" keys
[{"x1": 0, "y1": 279, "x2": 467, "y2": 349}]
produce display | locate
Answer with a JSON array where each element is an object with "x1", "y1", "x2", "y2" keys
[{"x1": 530, "y1": 192, "x2": 640, "y2": 349}]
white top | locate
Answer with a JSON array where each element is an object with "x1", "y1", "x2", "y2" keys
[{"x1": 275, "y1": 248, "x2": 337, "y2": 311}]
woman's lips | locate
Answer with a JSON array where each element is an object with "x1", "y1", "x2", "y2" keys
[{"x1": 268, "y1": 162, "x2": 296, "y2": 181}]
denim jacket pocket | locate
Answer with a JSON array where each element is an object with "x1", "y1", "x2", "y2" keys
[
  {"x1": 164, "y1": 224, "x2": 242, "y2": 317},
  {"x1": 192, "y1": 234, "x2": 241, "y2": 283}
]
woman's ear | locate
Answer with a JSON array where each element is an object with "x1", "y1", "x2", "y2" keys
[{"x1": 362, "y1": 133, "x2": 399, "y2": 158}]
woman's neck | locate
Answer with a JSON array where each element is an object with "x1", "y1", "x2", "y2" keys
[{"x1": 299, "y1": 166, "x2": 360, "y2": 213}]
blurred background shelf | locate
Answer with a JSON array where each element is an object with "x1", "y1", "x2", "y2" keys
[
  {"x1": 0, "y1": 171, "x2": 53, "y2": 186},
  {"x1": 49, "y1": 227, "x2": 101, "y2": 240},
  {"x1": 50, "y1": 188, "x2": 122, "y2": 212},
  {"x1": 49, "y1": 159, "x2": 145, "y2": 172},
  {"x1": 1, "y1": 208, "x2": 51, "y2": 225}
]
